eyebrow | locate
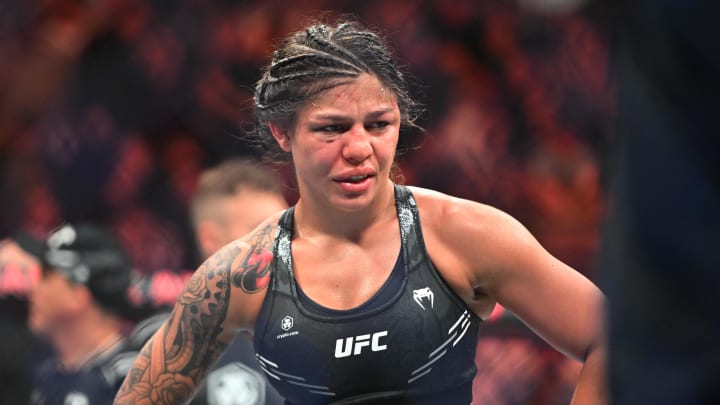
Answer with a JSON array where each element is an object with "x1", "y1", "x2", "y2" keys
[{"x1": 310, "y1": 108, "x2": 397, "y2": 121}]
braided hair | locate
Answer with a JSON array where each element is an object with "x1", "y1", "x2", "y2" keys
[{"x1": 254, "y1": 20, "x2": 422, "y2": 159}]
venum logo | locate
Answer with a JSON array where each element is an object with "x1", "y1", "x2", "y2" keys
[
  {"x1": 334, "y1": 331, "x2": 388, "y2": 358},
  {"x1": 413, "y1": 287, "x2": 434, "y2": 310}
]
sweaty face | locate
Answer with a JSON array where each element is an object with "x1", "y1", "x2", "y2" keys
[{"x1": 277, "y1": 74, "x2": 401, "y2": 212}]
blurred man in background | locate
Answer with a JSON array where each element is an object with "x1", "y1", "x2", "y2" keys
[
  {"x1": 189, "y1": 158, "x2": 288, "y2": 405},
  {"x1": 190, "y1": 158, "x2": 290, "y2": 260},
  {"x1": 26, "y1": 223, "x2": 139, "y2": 405}
]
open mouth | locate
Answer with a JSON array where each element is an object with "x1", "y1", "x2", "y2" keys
[
  {"x1": 341, "y1": 175, "x2": 371, "y2": 183},
  {"x1": 333, "y1": 173, "x2": 374, "y2": 191}
]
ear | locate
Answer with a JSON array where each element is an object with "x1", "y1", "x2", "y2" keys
[{"x1": 268, "y1": 122, "x2": 292, "y2": 152}]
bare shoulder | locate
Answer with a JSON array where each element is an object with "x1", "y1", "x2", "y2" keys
[
  {"x1": 402, "y1": 193, "x2": 604, "y2": 365},
  {"x1": 406, "y1": 186, "x2": 538, "y2": 293},
  {"x1": 406, "y1": 186, "x2": 522, "y2": 240},
  {"x1": 114, "y1": 214, "x2": 286, "y2": 405}
]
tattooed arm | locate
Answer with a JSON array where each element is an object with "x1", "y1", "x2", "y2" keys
[{"x1": 113, "y1": 222, "x2": 277, "y2": 405}]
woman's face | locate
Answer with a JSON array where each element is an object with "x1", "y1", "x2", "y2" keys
[{"x1": 271, "y1": 74, "x2": 400, "y2": 212}]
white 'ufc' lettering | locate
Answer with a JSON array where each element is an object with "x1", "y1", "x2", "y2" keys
[{"x1": 334, "y1": 330, "x2": 388, "y2": 358}]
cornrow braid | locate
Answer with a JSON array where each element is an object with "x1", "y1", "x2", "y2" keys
[
  {"x1": 268, "y1": 52, "x2": 363, "y2": 80},
  {"x1": 255, "y1": 69, "x2": 358, "y2": 110},
  {"x1": 304, "y1": 25, "x2": 370, "y2": 72},
  {"x1": 253, "y1": 19, "x2": 422, "y2": 160}
]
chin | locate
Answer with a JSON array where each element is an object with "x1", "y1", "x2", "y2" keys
[{"x1": 331, "y1": 192, "x2": 377, "y2": 212}]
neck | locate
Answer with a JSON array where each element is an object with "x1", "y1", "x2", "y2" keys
[
  {"x1": 295, "y1": 181, "x2": 396, "y2": 240},
  {"x1": 51, "y1": 312, "x2": 123, "y2": 371}
]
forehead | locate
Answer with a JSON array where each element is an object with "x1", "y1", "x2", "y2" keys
[{"x1": 299, "y1": 74, "x2": 398, "y2": 117}]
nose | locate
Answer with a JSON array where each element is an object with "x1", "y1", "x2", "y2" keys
[{"x1": 341, "y1": 125, "x2": 372, "y2": 164}]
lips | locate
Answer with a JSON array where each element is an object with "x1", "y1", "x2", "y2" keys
[
  {"x1": 332, "y1": 170, "x2": 375, "y2": 193},
  {"x1": 339, "y1": 174, "x2": 371, "y2": 183},
  {"x1": 333, "y1": 170, "x2": 375, "y2": 184}
]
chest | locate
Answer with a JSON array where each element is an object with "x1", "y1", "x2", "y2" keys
[
  {"x1": 254, "y1": 257, "x2": 480, "y2": 404},
  {"x1": 290, "y1": 236, "x2": 401, "y2": 310}
]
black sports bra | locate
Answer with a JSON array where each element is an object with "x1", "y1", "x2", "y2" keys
[{"x1": 253, "y1": 184, "x2": 481, "y2": 404}]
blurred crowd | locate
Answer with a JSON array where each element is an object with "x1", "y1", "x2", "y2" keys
[{"x1": 0, "y1": 0, "x2": 614, "y2": 404}]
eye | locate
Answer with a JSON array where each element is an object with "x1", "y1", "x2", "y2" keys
[
  {"x1": 314, "y1": 124, "x2": 347, "y2": 133},
  {"x1": 366, "y1": 121, "x2": 389, "y2": 130}
]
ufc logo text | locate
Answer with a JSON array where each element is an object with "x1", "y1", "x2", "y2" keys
[{"x1": 334, "y1": 331, "x2": 388, "y2": 358}]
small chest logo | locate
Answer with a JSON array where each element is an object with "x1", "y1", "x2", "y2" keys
[
  {"x1": 334, "y1": 330, "x2": 388, "y2": 358},
  {"x1": 413, "y1": 287, "x2": 434, "y2": 310},
  {"x1": 281, "y1": 315, "x2": 294, "y2": 331},
  {"x1": 276, "y1": 315, "x2": 299, "y2": 340}
]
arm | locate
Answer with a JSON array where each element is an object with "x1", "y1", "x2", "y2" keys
[
  {"x1": 113, "y1": 223, "x2": 276, "y2": 405},
  {"x1": 417, "y1": 189, "x2": 607, "y2": 404},
  {"x1": 485, "y1": 214, "x2": 606, "y2": 404}
]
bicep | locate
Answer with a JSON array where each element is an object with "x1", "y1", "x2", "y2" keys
[
  {"x1": 485, "y1": 218, "x2": 605, "y2": 361},
  {"x1": 423, "y1": 193, "x2": 604, "y2": 361},
  {"x1": 114, "y1": 219, "x2": 278, "y2": 405},
  {"x1": 115, "y1": 249, "x2": 240, "y2": 404}
]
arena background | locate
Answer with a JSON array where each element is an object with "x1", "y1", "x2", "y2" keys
[{"x1": 0, "y1": 1, "x2": 615, "y2": 403}]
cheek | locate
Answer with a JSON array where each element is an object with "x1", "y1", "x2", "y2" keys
[
  {"x1": 375, "y1": 134, "x2": 399, "y2": 162},
  {"x1": 30, "y1": 279, "x2": 53, "y2": 300},
  {"x1": 294, "y1": 141, "x2": 338, "y2": 171},
  {"x1": 37, "y1": 278, "x2": 73, "y2": 304},
  {"x1": 32, "y1": 285, "x2": 58, "y2": 309},
  {"x1": 29, "y1": 287, "x2": 55, "y2": 324}
]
